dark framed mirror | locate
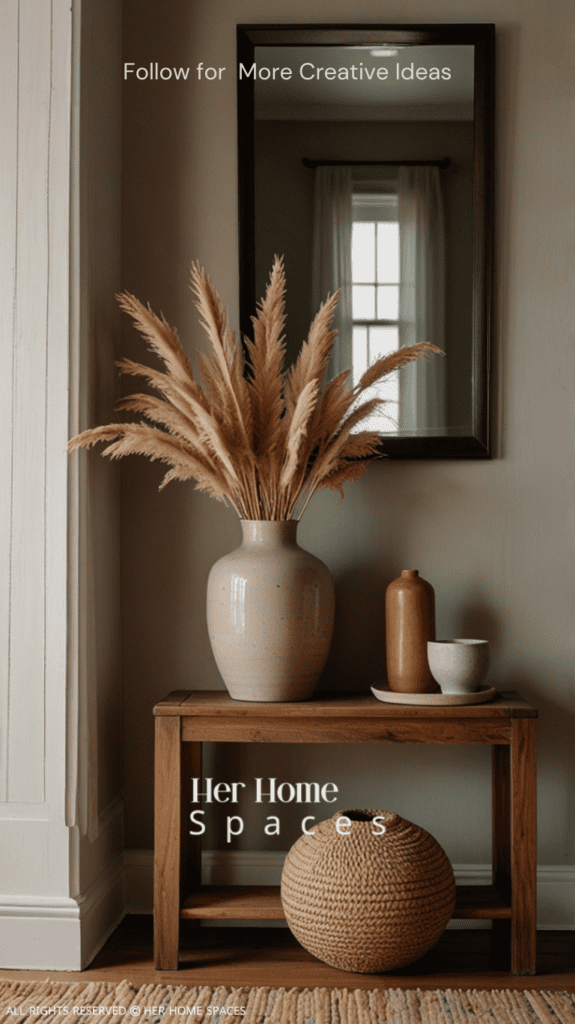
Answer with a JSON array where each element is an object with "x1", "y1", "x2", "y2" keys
[{"x1": 237, "y1": 24, "x2": 494, "y2": 458}]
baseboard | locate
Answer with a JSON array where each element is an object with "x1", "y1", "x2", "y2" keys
[
  {"x1": 0, "y1": 853, "x2": 126, "y2": 970},
  {"x1": 78, "y1": 852, "x2": 126, "y2": 968},
  {"x1": 0, "y1": 894, "x2": 82, "y2": 969},
  {"x1": 124, "y1": 849, "x2": 575, "y2": 929}
]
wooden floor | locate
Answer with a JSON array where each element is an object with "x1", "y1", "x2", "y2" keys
[{"x1": 0, "y1": 918, "x2": 574, "y2": 990}]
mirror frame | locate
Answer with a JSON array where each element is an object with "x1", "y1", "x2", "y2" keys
[{"x1": 237, "y1": 23, "x2": 494, "y2": 458}]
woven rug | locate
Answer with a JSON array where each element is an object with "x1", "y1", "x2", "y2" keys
[{"x1": 0, "y1": 982, "x2": 574, "y2": 1024}]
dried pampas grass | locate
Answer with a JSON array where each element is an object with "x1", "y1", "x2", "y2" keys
[{"x1": 68, "y1": 257, "x2": 442, "y2": 520}]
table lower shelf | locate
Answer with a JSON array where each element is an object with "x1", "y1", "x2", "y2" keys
[{"x1": 180, "y1": 884, "x2": 511, "y2": 921}]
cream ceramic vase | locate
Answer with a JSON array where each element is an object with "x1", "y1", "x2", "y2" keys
[{"x1": 207, "y1": 520, "x2": 335, "y2": 702}]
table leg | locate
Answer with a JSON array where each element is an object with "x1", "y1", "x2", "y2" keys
[
  {"x1": 510, "y1": 717, "x2": 537, "y2": 974},
  {"x1": 182, "y1": 740, "x2": 202, "y2": 897},
  {"x1": 154, "y1": 715, "x2": 183, "y2": 970},
  {"x1": 491, "y1": 744, "x2": 511, "y2": 969}
]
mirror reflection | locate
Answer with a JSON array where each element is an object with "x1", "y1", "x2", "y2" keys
[{"x1": 250, "y1": 41, "x2": 479, "y2": 440}]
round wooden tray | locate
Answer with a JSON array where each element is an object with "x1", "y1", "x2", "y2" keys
[{"x1": 371, "y1": 683, "x2": 496, "y2": 706}]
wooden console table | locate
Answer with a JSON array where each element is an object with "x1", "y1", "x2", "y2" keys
[{"x1": 153, "y1": 690, "x2": 537, "y2": 975}]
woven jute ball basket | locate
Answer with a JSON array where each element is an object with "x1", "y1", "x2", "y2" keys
[{"x1": 280, "y1": 809, "x2": 456, "y2": 973}]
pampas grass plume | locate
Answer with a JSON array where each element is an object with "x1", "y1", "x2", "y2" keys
[{"x1": 68, "y1": 257, "x2": 441, "y2": 520}]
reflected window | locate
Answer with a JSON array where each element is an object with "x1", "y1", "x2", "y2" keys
[
  {"x1": 352, "y1": 191, "x2": 400, "y2": 432},
  {"x1": 230, "y1": 574, "x2": 247, "y2": 632}
]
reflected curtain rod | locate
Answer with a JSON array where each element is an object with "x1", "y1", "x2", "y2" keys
[{"x1": 302, "y1": 157, "x2": 450, "y2": 169}]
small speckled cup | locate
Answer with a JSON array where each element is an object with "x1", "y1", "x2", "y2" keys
[{"x1": 427, "y1": 639, "x2": 490, "y2": 694}]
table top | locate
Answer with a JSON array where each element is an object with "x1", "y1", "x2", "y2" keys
[{"x1": 154, "y1": 689, "x2": 537, "y2": 719}]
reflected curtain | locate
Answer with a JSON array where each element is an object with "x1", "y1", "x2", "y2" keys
[
  {"x1": 398, "y1": 166, "x2": 446, "y2": 434},
  {"x1": 311, "y1": 166, "x2": 353, "y2": 379}
]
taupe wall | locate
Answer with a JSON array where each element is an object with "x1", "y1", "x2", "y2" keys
[{"x1": 121, "y1": 0, "x2": 575, "y2": 864}]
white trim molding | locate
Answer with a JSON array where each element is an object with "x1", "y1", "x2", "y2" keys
[
  {"x1": 124, "y1": 850, "x2": 575, "y2": 930},
  {"x1": 0, "y1": 852, "x2": 125, "y2": 970},
  {"x1": 0, "y1": 0, "x2": 124, "y2": 970},
  {"x1": 0, "y1": 0, "x2": 77, "y2": 965}
]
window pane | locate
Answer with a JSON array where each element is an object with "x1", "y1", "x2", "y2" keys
[
  {"x1": 377, "y1": 222, "x2": 400, "y2": 282},
  {"x1": 351, "y1": 327, "x2": 400, "y2": 433},
  {"x1": 367, "y1": 327, "x2": 400, "y2": 429},
  {"x1": 377, "y1": 285, "x2": 399, "y2": 321},
  {"x1": 369, "y1": 326, "x2": 399, "y2": 360},
  {"x1": 352, "y1": 222, "x2": 375, "y2": 282},
  {"x1": 352, "y1": 326, "x2": 368, "y2": 387},
  {"x1": 352, "y1": 285, "x2": 375, "y2": 320}
]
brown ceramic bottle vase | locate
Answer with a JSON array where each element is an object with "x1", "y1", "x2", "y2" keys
[{"x1": 385, "y1": 570, "x2": 436, "y2": 693}]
